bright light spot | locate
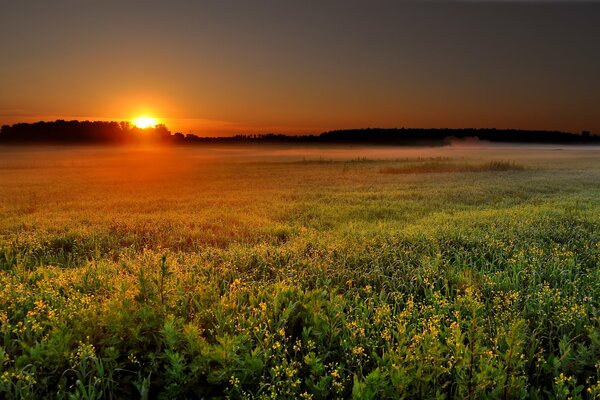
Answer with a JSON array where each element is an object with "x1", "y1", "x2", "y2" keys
[{"x1": 133, "y1": 116, "x2": 157, "y2": 129}]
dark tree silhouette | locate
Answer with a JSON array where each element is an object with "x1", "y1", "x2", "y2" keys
[
  {"x1": 0, "y1": 120, "x2": 598, "y2": 145},
  {"x1": 0, "y1": 120, "x2": 171, "y2": 144}
]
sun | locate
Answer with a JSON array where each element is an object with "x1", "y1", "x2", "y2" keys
[{"x1": 133, "y1": 116, "x2": 157, "y2": 129}]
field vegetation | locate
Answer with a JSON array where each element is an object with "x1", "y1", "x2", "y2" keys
[
  {"x1": 379, "y1": 160, "x2": 525, "y2": 174},
  {"x1": 0, "y1": 145, "x2": 599, "y2": 399}
]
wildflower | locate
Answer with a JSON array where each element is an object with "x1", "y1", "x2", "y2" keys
[
  {"x1": 352, "y1": 346, "x2": 364, "y2": 356},
  {"x1": 293, "y1": 340, "x2": 302, "y2": 352},
  {"x1": 229, "y1": 375, "x2": 240, "y2": 387}
]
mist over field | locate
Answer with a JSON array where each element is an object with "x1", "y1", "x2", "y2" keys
[{"x1": 2, "y1": 143, "x2": 599, "y2": 166}]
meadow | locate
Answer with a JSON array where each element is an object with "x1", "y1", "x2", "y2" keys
[{"x1": 0, "y1": 144, "x2": 599, "y2": 399}]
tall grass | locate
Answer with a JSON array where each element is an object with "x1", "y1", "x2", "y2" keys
[{"x1": 380, "y1": 160, "x2": 525, "y2": 174}]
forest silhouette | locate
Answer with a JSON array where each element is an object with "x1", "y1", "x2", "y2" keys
[
  {"x1": 0, "y1": 120, "x2": 598, "y2": 145},
  {"x1": 0, "y1": 120, "x2": 171, "y2": 144}
]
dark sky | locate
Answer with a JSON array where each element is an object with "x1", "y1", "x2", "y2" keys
[{"x1": 1, "y1": 0, "x2": 599, "y2": 135}]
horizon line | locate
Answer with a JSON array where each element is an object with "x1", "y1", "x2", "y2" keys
[{"x1": 2, "y1": 119, "x2": 595, "y2": 137}]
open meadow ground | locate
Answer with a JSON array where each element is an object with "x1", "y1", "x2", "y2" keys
[{"x1": 0, "y1": 145, "x2": 599, "y2": 399}]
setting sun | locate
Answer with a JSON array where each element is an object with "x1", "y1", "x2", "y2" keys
[{"x1": 133, "y1": 116, "x2": 157, "y2": 129}]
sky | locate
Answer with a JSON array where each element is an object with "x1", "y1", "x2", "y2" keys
[{"x1": 1, "y1": 0, "x2": 599, "y2": 136}]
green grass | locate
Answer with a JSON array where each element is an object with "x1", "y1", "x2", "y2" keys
[
  {"x1": 380, "y1": 160, "x2": 525, "y2": 174},
  {"x1": 0, "y1": 145, "x2": 599, "y2": 399}
]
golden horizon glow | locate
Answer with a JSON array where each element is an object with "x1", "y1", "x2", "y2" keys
[{"x1": 133, "y1": 116, "x2": 157, "y2": 129}]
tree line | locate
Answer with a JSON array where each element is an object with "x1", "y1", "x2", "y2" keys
[
  {"x1": 1, "y1": 120, "x2": 598, "y2": 145},
  {"x1": 0, "y1": 120, "x2": 171, "y2": 144}
]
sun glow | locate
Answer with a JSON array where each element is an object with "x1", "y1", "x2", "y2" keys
[{"x1": 133, "y1": 116, "x2": 157, "y2": 129}]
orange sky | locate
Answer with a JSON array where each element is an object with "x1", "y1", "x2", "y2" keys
[{"x1": 1, "y1": 1, "x2": 599, "y2": 136}]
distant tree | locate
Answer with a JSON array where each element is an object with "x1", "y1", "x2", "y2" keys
[
  {"x1": 152, "y1": 124, "x2": 172, "y2": 141},
  {"x1": 1, "y1": 121, "x2": 598, "y2": 145}
]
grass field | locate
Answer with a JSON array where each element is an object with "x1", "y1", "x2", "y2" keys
[{"x1": 0, "y1": 145, "x2": 599, "y2": 399}]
